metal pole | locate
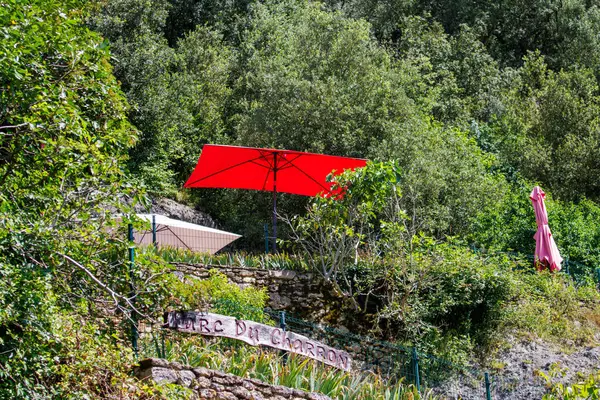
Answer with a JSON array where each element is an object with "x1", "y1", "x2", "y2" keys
[
  {"x1": 485, "y1": 372, "x2": 492, "y2": 400},
  {"x1": 280, "y1": 311, "x2": 287, "y2": 362},
  {"x1": 127, "y1": 223, "x2": 138, "y2": 357},
  {"x1": 412, "y1": 348, "x2": 420, "y2": 392},
  {"x1": 264, "y1": 223, "x2": 269, "y2": 254},
  {"x1": 152, "y1": 214, "x2": 157, "y2": 247},
  {"x1": 280, "y1": 311, "x2": 286, "y2": 331},
  {"x1": 272, "y1": 152, "x2": 278, "y2": 253}
]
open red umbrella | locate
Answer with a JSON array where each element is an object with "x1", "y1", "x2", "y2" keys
[
  {"x1": 530, "y1": 186, "x2": 563, "y2": 272},
  {"x1": 184, "y1": 144, "x2": 367, "y2": 251}
]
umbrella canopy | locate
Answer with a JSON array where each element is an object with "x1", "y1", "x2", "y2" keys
[
  {"x1": 184, "y1": 144, "x2": 367, "y2": 251},
  {"x1": 184, "y1": 144, "x2": 367, "y2": 195},
  {"x1": 530, "y1": 186, "x2": 563, "y2": 272},
  {"x1": 135, "y1": 214, "x2": 240, "y2": 254}
]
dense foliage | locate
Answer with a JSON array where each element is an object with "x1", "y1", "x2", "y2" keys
[
  {"x1": 0, "y1": 0, "x2": 143, "y2": 396},
  {"x1": 88, "y1": 0, "x2": 600, "y2": 257}
]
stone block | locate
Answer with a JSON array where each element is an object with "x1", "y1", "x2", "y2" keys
[
  {"x1": 271, "y1": 385, "x2": 292, "y2": 397},
  {"x1": 291, "y1": 389, "x2": 307, "y2": 397},
  {"x1": 196, "y1": 376, "x2": 212, "y2": 389},
  {"x1": 213, "y1": 375, "x2": 241, "y2": 386},
  {"x1": 247, "y1": 378, "x2": 271, "y2": 388},
  {"x1": 231, "y1": 386, "x2": 253, "y2": 399},
  {"x1": 216, "y1": 392, "x2": 238, "y2": 400},
  {"x1": 138, "y1": 358, "x2": 169, "y2": 369},
  {"x1": 269, "y1": 270, "x2": 297, "y2": 280},
  {"x1": 193, "y1": 367, "x2": 213, "y2": 378},
  {"x1": 170, "y1": 361, "x2": 184, "y2": 370},
  {"x1": 138, "y1": 367, "x2": 178, "y2": 384},
  {"x1": 249, "y1": 392, "x2": 265, "y2": 400},
  {"x1": 178, "y1": 369, "x2": 196, "y2": 387},
  {"x1": 198, "y1": 389, "x2": 217, "y2": 399}
]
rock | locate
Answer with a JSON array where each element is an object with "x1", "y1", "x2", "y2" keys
[
  {"x1": 139, "y1": 198, "x2": 217, "y2": 228},
  {"x1": 170, "y1": 361, "x2": 183, "y2": 370},
  {"x1": 198, "y1": 389, "x2": 217, "y2": 399},
  {"x1": 178, "y1": 369, "x2": 196, "y2": 387},
  {"x1": 138, "y1": 358, "x2": 169, "y2": 369},
  {"x1": 193, "y1": 367, "x2": 213, "y2": 378},
  {"x1": 138, "y1": 367, "x2": 178, "y2": 384},
  {"x1": 216, "y1": 392, "x2": 238, "y2": 400},
  {"x1": 271, "y1": 385, "x2": 292, "y2": 397},
  {"x1": 231, "y1": 386, "x2": 253, "y2": 399},
  {"x1": 196, "y1": 376, "x2": 212, "y2": 389},
  {"x1": 270, "y1": 270, "x2": 297, "y2": 280}
]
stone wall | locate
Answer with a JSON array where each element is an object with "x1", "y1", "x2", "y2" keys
[
  {"x1": 173, "y1": 263, "x2": 348, "y2": 323},
  {"x1": 136, "y1": 358, "x2": 331, "y2": 400}
]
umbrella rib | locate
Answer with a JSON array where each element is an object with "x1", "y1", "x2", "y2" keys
[
  {"x1": 164, "y1": 225, "x2": 193, "y2": 251},
  {"x1": 288, "y1": 162, "x2": 332, "y2": 193},
  {"x1": 275, "y1": 154, "x2": 303, "y2": 171},
  {"x1": 261, "y1": 167, "x2": 272, "y2": 191},
  {"x1": 248, "y1": 159, "x2": 273, "y2": 169},
  {"x1": 185, "y1": 154, "x2": 269, "y2": 186}
]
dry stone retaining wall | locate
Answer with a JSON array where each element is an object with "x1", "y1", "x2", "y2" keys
[
  {"x1": 173, "y1": 263, "x2": 347, "y2": 323},
  {"x1": 136, "y1": 358, "x2": 331, "y2": 400}
]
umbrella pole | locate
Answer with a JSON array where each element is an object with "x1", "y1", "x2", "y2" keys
[
  {"x1": 272, "y1": 152, "x2": 278, "y2": 253},
  {"x1": 273, "y1": 188, "x2": 277, "y2": 253}
]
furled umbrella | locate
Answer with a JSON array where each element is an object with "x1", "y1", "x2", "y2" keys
[
  {"x1": 184, "y1": 144, "x2": 367, "y2": 251},
  {"x1": 530, "y1": 186, "x2": 563, "y2": 272}
]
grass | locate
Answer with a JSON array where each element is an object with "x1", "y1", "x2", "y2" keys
[
  {"x1": 503, "y1": 270, "x2": 600, "y2": 350},
  {"x1": 144, "y1": 246, "x2": 312, "y2": 271}
]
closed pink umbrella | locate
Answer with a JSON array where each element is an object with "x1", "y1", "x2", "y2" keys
[{"x1": 530, "y1": 186, "x2": 563, "y2": 272}]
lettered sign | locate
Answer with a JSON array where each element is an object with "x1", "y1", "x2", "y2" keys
[{"x1": 164, "y1": 311, "x2": 352, "y2": 371}]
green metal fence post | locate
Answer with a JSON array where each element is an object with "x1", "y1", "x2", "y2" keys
[
  {"x1": 128, "y1": 223, "x2": 139, "y2": 357},
  {"x1": 485, "y1": 372, "x2": 492, "y2": 400},
  {"x1": 152, "y1": 214, "x2": 157, "y2": 247},
  {"x1": 412, "y1": 348, "x2": 421, "y2": 392},
  {"x1": 280, "y1": 311, "x2": 288, "y2": 363}
]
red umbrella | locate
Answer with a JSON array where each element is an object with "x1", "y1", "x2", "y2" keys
[
  {"x1": 530, "y1": 186, "x2": 563, "y2": 272},
  {"x1": 184, "y1": 144, "x2": 367, "y2": 251}
]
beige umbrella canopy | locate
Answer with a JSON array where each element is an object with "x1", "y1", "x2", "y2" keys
[{"x1": 134, "y1": 214, "x2": 240, "y2": 254}]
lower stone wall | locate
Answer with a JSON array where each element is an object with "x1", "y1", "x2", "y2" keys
[
  {"x1": 136, "y1": 358, "x2": 331, "y2": 400},
  {"x1": 173, "y1": 263, "x2": 348, "y2": 323}
]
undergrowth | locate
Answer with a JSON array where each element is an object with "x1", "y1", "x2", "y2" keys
[
  {"x1": 147, "y1": 246, "x2": 311, "y2": 271},
  {"x1": 139, "y1": 335, "x2": 438, "y2": 400}
]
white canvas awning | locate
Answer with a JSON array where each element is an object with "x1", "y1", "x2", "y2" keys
[{"x1": 134, "y1": 214, "x2": 240, "y2": 254}]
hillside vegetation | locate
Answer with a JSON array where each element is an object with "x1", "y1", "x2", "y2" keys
[{"x1": 2, "y1": 0, "x2": 600, "y2": 398}]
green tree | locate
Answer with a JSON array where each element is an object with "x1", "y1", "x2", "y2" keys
[
  {"x1": 286, "y1": 161, "x2": 406, "y2": 304},
  {"x1": 0, "y1": 0, "x2": 145, "y2": 396},
  {"x1": 483, "y1": 53, "x2": 600, "y2": 201},
  {"x1": 232, "y1": 1, "x2": 423, "y2": 157},
  {"x1": 90, "y1": 0, "x2": 232, "y2": 194},
  {"x1": 394, "y1": 17, "x2": 503, "y2": 126},
  {"x1": 413, "y1": 0, "x2": 600, "y2": 70}
]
